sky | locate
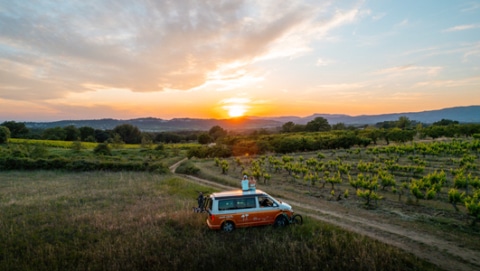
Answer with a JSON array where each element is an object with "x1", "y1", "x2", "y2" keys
[{"x1": 1, "y1": 0, "x2": 480, "y2": 122}]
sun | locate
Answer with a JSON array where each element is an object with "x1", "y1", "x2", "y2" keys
[{"x1": 227, "y1": 105, "x2": 247, "y2": 118}]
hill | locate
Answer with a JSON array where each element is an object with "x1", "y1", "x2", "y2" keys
[
  {"x1": 23, "y1": 105, "x2": 480, "y2": 132},
  {"x1": 277, "y1": 105, "x2": 480, "y2": 125}
]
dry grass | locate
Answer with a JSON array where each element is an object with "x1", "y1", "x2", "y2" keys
[{"x1": 0, "y1": 171, "x2": 439, "y2": 271}]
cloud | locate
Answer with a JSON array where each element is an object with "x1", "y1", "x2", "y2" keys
[
  {"x1": 395, "y1": 19, "x2": 409, "y2": 27},
  {"x1": 315, "y1": 58, "x2": 335, "y2": 66},
  {"x1": 463, "y1": 42, "x2": 480, "y2": 60},
  {"x1": 371, "y1": 12, "x2": 386, "y2": 21},
  {"x1": 316, "y1": 83, "x2": 365, "y2": 90},
  {"x1": 461, "y1": 2, "x2": 480, "y2": 12},
  {"x1": 374, "y1": 65, "x2": 442, "y2": 76},
  {"x1": 414, "y1": 76, "x2": 480, "y2": 88},
  {"x1": 0, "y1": 0, "x2": 362, "y2": 102},
  {"x1": 443, "y1": 24, "x2": 480, "y2": 32}
]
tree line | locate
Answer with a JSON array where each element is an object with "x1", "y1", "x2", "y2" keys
[
  {"x1": 2, "y1": 117, "x2": 480, "y2": 153},
  {"x1": 0, "y1": 121, "x2": 200, "y2": 144}
]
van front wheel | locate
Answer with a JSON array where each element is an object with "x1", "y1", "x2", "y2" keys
[
  {"x1": 274, "y1": 215, "x2": 288, "y2": 227},
  {"x1": 221, "y1": 221, "x2": 235, "y2": 232}
]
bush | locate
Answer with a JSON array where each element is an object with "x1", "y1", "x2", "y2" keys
[
  {"x1": 0, "y1": 126, "x2": 10, "y2": 144},
  {"x1": 94, "y1": 143, "x2": 112, "y2": 156},
  {"x1": 175, "y1": 160, "x2": 200, "y2": 175}
]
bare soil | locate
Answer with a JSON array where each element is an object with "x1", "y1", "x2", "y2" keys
[{"x1": 171, "y1": 159, "x2": 480, "y2": 271}]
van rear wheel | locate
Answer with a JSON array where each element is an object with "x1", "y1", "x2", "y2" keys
[{"x1": 221, "y1": 221, "x2": 235, "y2": 232}]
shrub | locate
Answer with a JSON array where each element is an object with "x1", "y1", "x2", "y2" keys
[
  {"x1": 0, "y1": 126, "x2": 10, "y2": 144},
  {"x1": 175, "y1": 160, "x2": 200, "y2": 175},
  {"x1": 94, "y1": 143, "x2": 112, "y2": 156}
]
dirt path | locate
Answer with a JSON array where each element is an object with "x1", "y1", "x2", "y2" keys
[{"x1": 170, "y1": 159, "x2": 480, "y2": 271}]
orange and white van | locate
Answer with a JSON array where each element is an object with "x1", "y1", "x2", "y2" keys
[{"x1": 204, "y1": 189, "x2": 296, "y2": 232}]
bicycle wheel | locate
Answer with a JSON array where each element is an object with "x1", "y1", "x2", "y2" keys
[{"x1": 291, "y1": 214, "x2": 303, "y2": 225}]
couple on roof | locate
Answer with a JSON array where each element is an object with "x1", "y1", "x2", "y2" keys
[{"x1": 241, "y1": 175, "x2": 256, "y2": 191}]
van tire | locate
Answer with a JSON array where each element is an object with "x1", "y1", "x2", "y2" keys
[
  {"x1": 222, "y1": 221, "x2": 235, "y2": 232},
  {"x1": 274, "y1": 215, "x2": 288, "y2": 227}
]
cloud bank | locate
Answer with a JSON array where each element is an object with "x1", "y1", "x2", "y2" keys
[{"x1": 0, "y1": 0, "x2": 360, "y2": 102}]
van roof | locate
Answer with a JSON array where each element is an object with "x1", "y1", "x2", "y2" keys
[{"x1": 210, "y1": 189, "x2": 267, "y2": 199}]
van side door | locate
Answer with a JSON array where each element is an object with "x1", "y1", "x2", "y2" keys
[{"x1": 231, "y1": 196, "x2": 257, "y2": 227}]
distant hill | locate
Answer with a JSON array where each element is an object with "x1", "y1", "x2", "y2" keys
[
  {"x1": 272, "y1": 105, "x2": 480, "y2": 125},
  {"x1": 23, "y1": 105, "x2": 480, "y2": 132}
]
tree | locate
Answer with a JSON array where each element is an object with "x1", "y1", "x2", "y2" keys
[
  {"x1": 305, "y1": 117, "x2": 331, "y2": 132},
  {"x1": 42, "y1": 127, "x2": 66, "y2": 140},
  {"x1": 0, "y1": 126, "x2": 11, "y2": 143},
  {"x1": 433, "y1": 119, "x2": 459, "y2": 126},
  {"x1": 331, "y1": 122, "x2": 347, "y2": 130},
  {"x1": 141, "y1": 133, "x2": 154, "y2": 149},
  {"x1": 155, "y1": 132, "x2": 182, "y2": 143},
  {"x1": 109, "y1": 133, "x2": 125, "y2": 148},
  {"x1": 397, "y1": 116, "x2": 411, "y2": 130},
  {"x1": 232, "y1": 140, "x2": 259, "y2": 156},
  {"x1": 375, "y1": 120, "x2": 397, "y2": 129},
  {"x1": 281, "y1": 121, "x2": 296, "y2": 133},
  {"x1": 113, "y1": 124, "x2": 142, "y2": 144},
  {"x1": 64, "y1": 125, "x2": 80, "y2": 141},
  {"x1": 79, "y1": 126, "x2": 95, "y2": 141},
  {"x1": 386, "y1": 128, "x2": 415, "y2": 143},
  {"x1": 0, "y1": 121, "x2": 29, "y2": 138},
  {"x1": 198, "y1": 133, "x2": 212, "y2": 145},
  {"x1": 95, "y1": 129, "x2": 111, "y2": 143},
  {"x1": 361, "y1": 127, "x2": 382, "y2": 145},
  {"x1": 209, "y1": 125, "x2": 227, "y2": 141}
]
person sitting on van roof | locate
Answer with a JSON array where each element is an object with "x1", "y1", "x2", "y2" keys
[
  {"x1": 241, "y1": 175, "x2": 249, "y2": 191},
  {"x1": 248, "y1": 176, "x2": 256, "y2": 191}
]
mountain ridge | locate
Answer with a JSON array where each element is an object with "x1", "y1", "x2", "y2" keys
[{"x1": 21, "y1": 105, "x2": 480, "y2": 132}]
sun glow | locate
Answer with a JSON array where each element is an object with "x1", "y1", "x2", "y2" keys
[
  {"x1": 227, "y1": 105, "x2": 247, "y2": 118},
  {"x1": 220, "y1": 97, "x2": 250, "y2": 118}
]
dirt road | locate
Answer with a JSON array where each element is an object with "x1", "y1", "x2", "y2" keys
[{"x1": 170, "y1": 159, "x2": 480, "y2": 271}]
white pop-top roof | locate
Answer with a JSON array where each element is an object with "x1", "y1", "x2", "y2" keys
[{"x1": 210, "y1": 189, "x2": 266, "y2": 199}]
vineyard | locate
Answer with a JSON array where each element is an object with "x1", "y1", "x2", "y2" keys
[{"x1": 198, "y1": 138, "x2": 480, "y2": 227}]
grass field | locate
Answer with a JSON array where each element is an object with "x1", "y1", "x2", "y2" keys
[{"x1": 0, "y1": 171, "x2": 440, "y2": 271}]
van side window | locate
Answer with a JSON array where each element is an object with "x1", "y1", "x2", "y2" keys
[
  {"x1": 219, "y1": 197, "x2": 256, "y2": 210},
  {"x1": 234, "y1": 197, "x2": 256, "y2": 209},
  {"x1": 245, "y1": 197, "x2": 256, "y2": 208},
  {"x1": 219, "y1": 199, "x2": 236, "y2": 210}
]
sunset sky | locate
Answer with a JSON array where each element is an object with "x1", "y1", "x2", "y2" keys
[{"x1": 1, "y1": 0, "x2": 479, "y2": 122}]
